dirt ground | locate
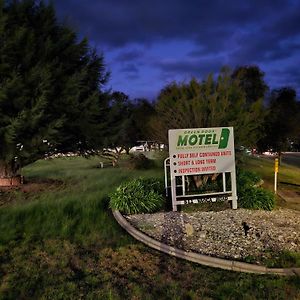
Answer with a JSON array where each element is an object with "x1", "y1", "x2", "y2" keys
[{"x1": 0, "y1": 178, "x2": 64, "y2": 207}]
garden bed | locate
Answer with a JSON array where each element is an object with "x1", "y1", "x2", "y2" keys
[{"x1": 125, "y1": 208, "x2": 300, "y2": 267}]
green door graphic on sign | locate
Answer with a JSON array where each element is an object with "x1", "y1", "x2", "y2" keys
[{"x1": 219, "y1": 128, "x2": 230, "y2": 149}]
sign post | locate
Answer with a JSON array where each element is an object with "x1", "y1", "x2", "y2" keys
[
  {"x1": 274, "y1": 158, "x2": 279, "y2": 194},
  {"x1": 168, "y1": 127, "x2": 238, "y2": 211}
]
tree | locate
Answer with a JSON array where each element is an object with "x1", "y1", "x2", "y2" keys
[
  {"x1": 258, "y1": 87, "x2": 300, "y2": 154},
  {"x1": 150, "y1": 68, "x2": 266, "y2": 190},
  {"x1": 0, "y1": 0, "x2": 109, "y2": 179},
  {"x1": 105, "y1": 92, "x2": 156, "y2": 152},
  {"x1": 103, "y1": 91, "x2": 135, "y2": 156},
  {"x1": 150, "y1": 68, "x2": 265, "y2": 148},
  {"x1": 131, "y1": 98, "x2": 156, "y2": 142},
  {"x1": 232, "y1": 65, "x2": 269, "y2": 105},
  {"x1": 102, "y1": 92, "x2": 156, "y2": 166}
]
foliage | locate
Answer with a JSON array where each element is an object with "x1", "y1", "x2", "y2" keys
[
  {"x1": 263, "y1": 250, "x2": 300, "y2": 268},
  {"x1": 237, "y1": 169, "x2": 275, "y2": 210},
  {"x1": 104, "y1": 92, "x2": 156, "y2": 153},
  {"x1": 150, "y1": 67, "x2": 265, "y2": 148},
  {"x1": 237, "y1": 168, "x2": 261, "y2": 187},
  {"x1": 239, "y1": 186, "x2": 275, "y2": 210},
  {"x1": 109, "y1": 177, "x2": 165, "y2": 214},
  {"x1": 131, "y1": 98, "x2": 156, "y2": 141},
  {"x1": 103, "y1": 92, "x2": 135, "y2": 153},
  {"x1": 0, "y1": 0, "x2": 109, "y2": 177},
  {"x1": 127, "y1": 153, "x2": 154, "y2": 169},
  {"x1": 258, "y1": 87, "x2": 300, "y2": 152},
  {"x1": 141, "y1": 177, "x2": 165, "y2": 194},
  {"x1": 232, "y1": 65, "x2": 269, "y2": 105}
]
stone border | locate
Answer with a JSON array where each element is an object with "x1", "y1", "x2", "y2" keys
[{"x1": 113, "y1": 210, "x2": 300, "y2": 276}]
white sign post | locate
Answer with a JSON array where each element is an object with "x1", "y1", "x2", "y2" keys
[{"x1": 168, "y1": 127, "x2": 238, "y2": 211}]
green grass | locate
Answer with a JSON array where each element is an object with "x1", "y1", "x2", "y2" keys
[
  {"x1": 282, "y1": 153, "x2": 300, "y2": 168},
  {"x1": 263, "y1": 251, "x2": 300, "y2": 268},
  {"x1": 0, "y1": 156, "x2": 300, "y2": 299},
  {"x1": 240, "y1": 155, "x2": 300, "y2": 213},
  {"x1": 1, "y1": 157, "x2": 162, "y2": 246},
  {"x1": 240, "y1": 155, "x2": 300, "y2": 188}
]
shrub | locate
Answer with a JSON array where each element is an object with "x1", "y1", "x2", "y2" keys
[
  {"x1": 141, "y1": 177, "x2": 165, "y2": 194},
  {"x1": 127, "y1": 154, "x2": 154, "y2": 170},
  {"x1": 236, "y1": 169, "x2": 261, "y2": 188},
  {"x1": 238, "y1": 186, "x2": 275, "y2": 210},
  {"x1": 109, "y1": 178, "x2": 165, "y2": 214},
  {"x1": 237, "y1": 169, "x2": 275, "y2": 210}
]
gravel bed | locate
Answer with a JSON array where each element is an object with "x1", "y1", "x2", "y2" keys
[{"x1": 125, "y1": 208, "x2": 300, "y2": 264}]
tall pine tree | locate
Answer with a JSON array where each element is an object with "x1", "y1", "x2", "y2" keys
[{"x1": 0, "y1": 0, "x2": 109, "y2": 178}]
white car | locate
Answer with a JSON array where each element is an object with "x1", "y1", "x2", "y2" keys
[{"x1": 129, "y1": 145, "x2": 145, "y2": 152}]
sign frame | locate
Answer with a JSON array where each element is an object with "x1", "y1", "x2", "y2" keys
[{"x1": 168, "y1": 127, "x2": 238, "y2": 211}]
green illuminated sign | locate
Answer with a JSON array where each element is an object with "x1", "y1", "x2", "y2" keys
[{"x1": 177, "y1": 128, "x2": 230, "y2": 149}]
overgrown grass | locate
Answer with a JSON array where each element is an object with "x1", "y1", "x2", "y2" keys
[
  {"x1": 0, "y1": 157, "x2": 163, "y2": 246},
  {"x1": 0, "y1": 156, "x2": 299, "y2": 299}
]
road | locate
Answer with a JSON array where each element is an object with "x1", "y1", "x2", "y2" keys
[{"x1": 282, "y1": 152, "x2": 300, "y2": 168}]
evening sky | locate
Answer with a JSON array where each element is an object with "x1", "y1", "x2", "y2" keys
[{"x1": 51, "y1": 0, "x2": 300, "y2": 100}]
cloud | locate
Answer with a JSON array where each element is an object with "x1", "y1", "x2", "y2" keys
[
  {"x1": 52, "y1": 0, "x2": 300, "y2": 63},
  {"x1": 156, "y1": 56, "x2": 223, "y2": 77},
  {"x1": 267, "y1": 65, "x2": 300, "y2": 94},
  {"x1": 50, "y1": 0, "x2": 300, "y2": 98},
  {"x1": 120, "y1": 63, "x2": 139, "y2": 73},
  {"x1": 115, "y1": 49, "x2": 144, "y2": 62},
  {"x1": 52, "y1": 0, "x2": 291, "y2": 47}
]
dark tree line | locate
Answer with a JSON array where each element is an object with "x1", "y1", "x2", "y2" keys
[
  {"x1": 0, "y1": 0, "x2": 299, "y2": 179},
  {"x1": 107, "y1": 65, "x2": 300, "y2": 157}
]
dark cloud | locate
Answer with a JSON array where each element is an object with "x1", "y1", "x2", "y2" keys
[
  {"x1": 120, "y1": 63, "x2": 139, "y2": 74},
  {"x1": 50, "y1": 0, "x2": 300, "y2": 98},
  {"x1": 52, "y1": 0, "x2": 291, "y2": 47},
  {"x1": 156, "y1": 57, "x2": 223, "y2": 78},
  {"x1": 264, "y1": 42, "x2": 300, "y2": 61},
  {"x1": 229, "y1": 3, "x2": 300, "y2": 65},
  {"x1": 115, "y1": 49, "x2": 144, "y2": 62},
  {"x1": 268, "y1": 66, "x2": 300, "y2": 94}
]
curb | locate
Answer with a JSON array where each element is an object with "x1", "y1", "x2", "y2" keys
[{"x1": 113, "y1": 210, "x2": 300, "y2": 276}]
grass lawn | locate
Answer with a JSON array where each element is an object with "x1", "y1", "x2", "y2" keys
[
  {"x1": 0, "y1": 156, "x2": 300, "y2": 299},
  {"x1": 240, "y1": 155, "x2": 300, "y2": 210},
  {"x1": 240, "y1": 155, "x2": 300, "y2": 187}
]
